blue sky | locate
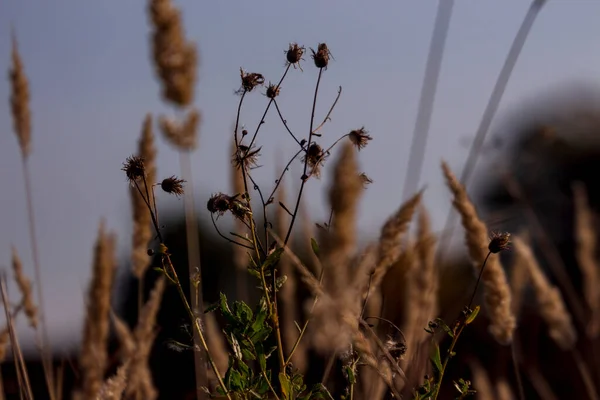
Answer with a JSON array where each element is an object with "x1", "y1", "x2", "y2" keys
[{"x1": 1, "y1": 0, "x2": 600, "y2": 351}]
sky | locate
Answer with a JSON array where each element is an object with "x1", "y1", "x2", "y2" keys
[{"x1": 1, "y1": 0, "x2": 600, "y2": 353}]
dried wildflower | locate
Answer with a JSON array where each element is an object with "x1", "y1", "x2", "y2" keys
[
  {"x1": 265, "y1": 82, "x2": 280, "y2": 99},
  {"x1": 311, "y1": 43, "x2": 332, "y2": 69},
  {"x1": 286, "y1": 43, "x2": 305, "y2": 65},
  {"x1": 348, "y1": 127, "x2": 372, "y2": 150},
  {"x1": 238, "y1": 68, "x2": 264, "y2": 93},
  {"x1": 233, "y1": 144, "x2": 262, "y2": 171},
  {"x1": 207, "y1": 193, "x2": 251, "y2": 221},
  {"x1": 359, "y1": 172, "x2": 373, "y2": 188},
  {"x1": 207, "y1": 193, "x2": 231, "y2": 216},
  {"x1": 489, "y1": 232, "x2": 511, "y2": 254},
  {"x1": 122, "y1": 156, "x2": 146, "y2": 182},
  {"x1": 160, "y1": 176, "x2": 185, "y2": 196},
  {"x1": 303, "y1": 143, "x2": 326, "y2": 178}
]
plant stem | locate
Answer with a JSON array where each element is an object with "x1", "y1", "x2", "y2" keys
[
  {"x1": 21, "y1": 158, "x2": 55, "y2": 399},
  {"x1": 163, "y1": 254, "x2": 233, "y2": 400}
]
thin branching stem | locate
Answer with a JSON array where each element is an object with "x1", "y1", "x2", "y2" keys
[{"x1": 283, "y1": 68, "x2": 324, "y2": 245}]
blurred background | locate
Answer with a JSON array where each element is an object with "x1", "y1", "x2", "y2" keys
[{"x1": 2, "y1": 1, "x2": 600, "y2": 399}]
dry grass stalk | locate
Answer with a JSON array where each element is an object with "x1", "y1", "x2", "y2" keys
[
  {"x1": 131, "y1": 115, "x2": 156, "y2": 279},
  {"x1": 319, "y1": 141, "x2": 362, "y2": 294},
  {"x1": 9, "y1": 33, "x2": 31, "y2": 159},
  {"x1": 371, "y1": 191, "x2": 422, "y2": 290},
  {"x1": 96, "y1": 361, "x2": 130, "y2": 400},
  {"x1": 468, "y1": 360, "x2": 494, "y2": 400},
  {"x1": 110, "y1": 311, "x2": 135, "y2": 360},
  {"x1": 496, "y1": 378, "x2": 516, "y2": 400},
  {"x1": 572, "y1": 182, "x2": 600, "y2": 337},
  {"x1": 312, "y1": 142, "x2": 363, "y2": 353},
  {"x1": 10, "y1": 246, "x2": 37, "y2": 328},
  {"x1": 204, "y1": 312, "x2": 229, "y2": 379},
  {"x1": 402, "y1": 207, "x2": 438, "y2": 365},
  {"x1": 509, "y1": 249, "x2": 530, "y2": 317},
  {"x1": 148, "y1": 0, "x2": 197, "y2": 107},
  {"x1": 231, "y1": 138, "x2": 249, "y2": 301},
  {"x1": 79, "y1": 221, "x2": 118, "y2": 399},
  {"x1": 0, "y1": 329, "x2": 10, "y2": 363},
  {"x1": 512, "y1": 235, "x2": 576, "y2": 350},
  {"x1": 125, "y1": 276, "x2": 166, "y2": 400},
  {"x1": 442, "y1": 161, "x2": 515, "y2": 345},
  {"x1": 0, "y1": 272, "x2": 33, "y2": 399},
  {"x1": 158, "y1": 108, "x2": 200, "y2": 150}
]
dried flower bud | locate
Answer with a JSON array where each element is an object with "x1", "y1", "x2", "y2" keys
[
  {"x1": 311, "y1": 43, "x2": 331, "y2": 69},
  {"x1": 207, "y1": 193, "x2": 252, "y2": 221},
  {"x1": 122, "y1": 155, "x2": 146, "y2": 182},
  {"x1": 303, "y1": 143, "x2": 325, "y2": 178},
  {"x1": 233, "y1": 144, "x2": 261, "y2": 171},
  {"x1": 358, "y1": 172, "x2": 373, "y2": 188},
  {"x1": 286, "y1": 43, "x2": 305, "y2": 65},
  {"x1": 348, "y1": 127, "x2": 372, "y2": 150},
  {"x1": 239, "y1": 68, "x2": 264, "y2": 93},
  {"x1": 161, "y1": 176, "x2": 185, "y2": 196},
  {"x1": 488, "y1": 232, "x2": 511, "y2": 254},
  {"x1": 266, "y1": 82, "x2": 280, "y2": 99},
  {"x1": 242, "y1": 129, "x2": 248, "y2": 136},
  {"x1": 207, "y1": 193, "x2": 231, "y2": 216}
]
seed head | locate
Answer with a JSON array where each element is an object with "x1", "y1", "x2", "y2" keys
[
  {"x1": 233, "y1": 144, "x2": 262, "y2": 171},
  {"x1": 303, "y1": 143, "x2": 326, "y2": 178},
  {"x1": 207, "y1": 193, "x2": 231, "y2": 216},
  {"x1": 489, "y1": 232, "x2": 511, "y2": 254},
  {"x1": 207, "y1": 193, "x2": 252, "y2": 221},
  {"x1": 161, "y1": 176, "x2": 185, "y2": 196},
  {"x1": 311, "y1": 43, "x2": 331, "y2": 69},
  {"x1": 265, "y1": 82, "x2": 280, "y2": 99},
  {"x1": 348, "y1": 127, "x2": 372, "y2": 150},
  {"x1": 122, "y1": 155, "x2": 146, "y2": 182},
  {"x1": 238, "y1": 68, "x2": 264, "y2": 93},
  {"x1": 286, "y1": 43, "x2": 305, "y2": 65}
]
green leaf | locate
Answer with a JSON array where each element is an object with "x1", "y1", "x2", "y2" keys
[
  {"x1": 204, "y1": 301, "x2": 219, "y2": 314},
  {"x1": 228, "y1": 369, "x2": 244, "y2": 391},
  {"x1": 219, "y1": 293, "x2": 235, "y2": 322},
  {"x1": 345, "y1": 366, "x2": 356, "y2": 384},
  {"x1": 310, "y1": 238, "x2": 320, "y2": 257},
  {"x1": 279, "y1": 373, "x2": 292, "y2": 400},
  {"x1": 465, "y1": 305, "x2": 480, "y2": 325},
  {"x1": 233, "y1": 301, "x2": 254, "y2": 326},
  {"x1": 262, "y1": 247, "x2": 284, "y2": 271},
  {"x1": 430, "y1": 343, "x2": 443, "y2": 373},
  {"x1": 258, "y1": 351, "x2": 267, "y2": 372},
  {"x1": 435, "y1": 318, "x2": 454, "y2": 338}
]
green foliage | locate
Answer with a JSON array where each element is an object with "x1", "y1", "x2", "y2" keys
[{"x1": 414, "y1": 306, "x2": 481, "y2": 400}]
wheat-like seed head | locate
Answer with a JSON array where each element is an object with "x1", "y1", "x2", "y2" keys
[
  {"x1": 125, "y1": 276, "x2": 166, "y2": 400},
  {"x1": 371, "y1": 191, "x2": 422, "y2": 290},
  {"x1": 9, "y1": 33, "x2": 31, "y2": 159},
  {"x1": 572, "y1": 182, "x2": 600, "y2": 337},
  {"x1": 403, "y1": 206, "x2": 438, "y2": 364},
  {"x1": 10, "y1": 246, "x2": 37, "y2": 329},
  {"x1": 159, "y1": 108, "x2": 200, "y2": 151},
  {"x1": 442, "y1": 161, "x2": 515, "y2": 345},
  {"x1": 79, "y1": 221, "x2": 118, "y2": 399},
  {"x1": 148, "y1": 0, "x2": 197, "y2": 107},
  {"x1": 513, "y1": 235, "x2": 577, "y2": 351}
]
